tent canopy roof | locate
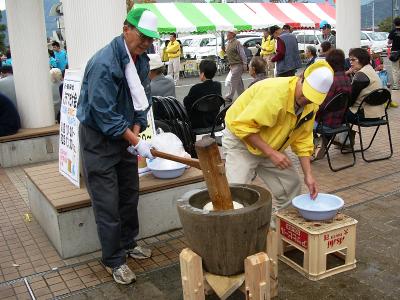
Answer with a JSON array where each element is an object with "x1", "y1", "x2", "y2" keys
[{"x1": 134, "y1": 2, "x2": 335, "y2": 34}]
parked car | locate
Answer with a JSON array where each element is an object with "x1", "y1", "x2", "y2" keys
[
  {"x1": 360, "y1": 31, "x2": 373, "y2": 51},
  {"x1": 237, "y1": 36, "x2": 262, "y2": 56},
  {"x1": 362, "y1": 31, "x2": 388, "y2": 55},
  {"x1": 293, "y1": 30, "x2": 323, "y2": 53},
  {"x1": 197, "y1": 35, "x2": 261, "y2": 61},
  {"x1": 236, "y1": 32, "x2": 262, "y2": 39},
  {"x1": 196, "y1": 37, "x2": 223, "y2": 60},
  {"x1": 178, "y1": 34, "x2": 220, "y2": 59}
]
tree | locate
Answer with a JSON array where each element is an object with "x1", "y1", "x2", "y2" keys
[
  {"x1": 0, "y1": 12, "x2": 6, "y2": 53},
  {"x1": 378, "y1": 16, "x2": 393, "y2": 32}
]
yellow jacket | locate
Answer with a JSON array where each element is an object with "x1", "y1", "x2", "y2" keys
[
  {"x1": 161, "y1": 48, "x2": 169, "y2": 62},
  {"x1": 260, "y1": 36, "x2": 275, "y2": 56},
  {"x1": 225, "y1": 77, "x2": 317, "y2": 157},
  {"x1": 165, "y1": 41, "x2": 181, "y2": 59}
]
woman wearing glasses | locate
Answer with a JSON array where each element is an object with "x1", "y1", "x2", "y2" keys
[{"x1": 346, "y1": 48, "x2": 384, "y2": 123}]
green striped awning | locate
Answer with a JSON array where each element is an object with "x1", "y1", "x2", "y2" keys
[
  {"x1": 134, "y1": 2, "x2": 272, "y2": 34},
  {"x1": 133, "y1": 2, "x2": 336, "y2": 33}
]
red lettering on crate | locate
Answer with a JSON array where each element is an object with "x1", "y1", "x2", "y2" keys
[
  {"x1": 280, "y1": 220, "x2": 308, "y2": 249},
  {"x1": 326, "y1": 230, "x2": 346, "y2": 248}
]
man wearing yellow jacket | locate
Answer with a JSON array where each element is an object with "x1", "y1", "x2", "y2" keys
[
  {"x1": 257, "y1": 28, "x2": 275, "y2": 77},
  {"x1": 165, "y1": 33, "x2": 181, "y2": 85},
  {"x1": 223, "y1": 61, "x2": 334, "y2": 212}
]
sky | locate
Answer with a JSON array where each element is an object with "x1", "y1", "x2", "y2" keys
[{"x1": 0, "y1": 0, "x2": 5, "y2": 11}]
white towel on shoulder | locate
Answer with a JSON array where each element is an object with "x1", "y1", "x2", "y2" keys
[{"x1": 124, "y1": 41, "x2": 149, "y2": 111}]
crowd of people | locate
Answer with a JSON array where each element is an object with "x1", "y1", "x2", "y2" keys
[{"x1": 0, "y1": 40, "x2": 68, "y2": 136}]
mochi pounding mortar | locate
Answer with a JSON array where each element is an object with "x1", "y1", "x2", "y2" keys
[{"x1": 151, "y1": 136, "x2": 234, "y2": 210}]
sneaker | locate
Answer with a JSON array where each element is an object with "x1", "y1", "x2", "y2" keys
[
  {"x1": 127, "y1": 245, "x2": 152, "y2": 260},
  {"x1": 106, "y1": 264, "x2": 136, "y2": 285},
  {"x1": 390, "y1": 101, "x2": 399, "y2": 108}
]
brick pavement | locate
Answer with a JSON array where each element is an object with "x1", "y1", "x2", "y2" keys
[{"x1": 0, "y1": 94, "x2": 399, "y2": 299}]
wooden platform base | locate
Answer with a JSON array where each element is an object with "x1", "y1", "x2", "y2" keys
[{"x1": 180, "y1": 245, "x2": 277, "y2": 300}]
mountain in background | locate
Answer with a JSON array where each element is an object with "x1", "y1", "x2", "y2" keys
[
  {"x1": 0, "y1": 0, "x2": 59, "y2": 47},
  {"x1": 361, "y1": 0, "x2": 392, "y2": 29}
]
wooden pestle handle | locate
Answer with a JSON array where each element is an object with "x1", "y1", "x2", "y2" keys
[
  {"x1": 195, "y1": 137, "x2": 233, "y2": 210},
  {"x1": 150, "y1": 149, "x2": 202, "y2": 170}
]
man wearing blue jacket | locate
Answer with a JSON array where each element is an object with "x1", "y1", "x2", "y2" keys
[{"x1": 77, "y1": 8, "x2": 159, "y2": 285}]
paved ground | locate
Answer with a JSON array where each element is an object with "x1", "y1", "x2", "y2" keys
[
  {"x1": 63, "y1": 193, "x2": 400, "y2": 300},
  {"x1": 0, "y1": 75, "x2": 399, "y2": 300}
]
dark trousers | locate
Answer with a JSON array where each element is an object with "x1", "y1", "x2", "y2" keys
[
  {"x1": 79, "y1": 124, "x2": 139, "y2": 268},
  {"x1": 0, "y1": 126, "x2": 19, "y2": 137},
  {"x1": 277, "y1": 69, "x2": 296, "y2": 77}
]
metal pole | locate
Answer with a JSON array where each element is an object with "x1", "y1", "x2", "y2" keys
[
  {"x1": 393, "y1": 0, "x2": 395, "y2": 27},
  {"x1": 372, "y1": 1, "x2": 375, "y2": 31}
]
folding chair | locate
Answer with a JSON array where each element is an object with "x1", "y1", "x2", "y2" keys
[
  {"x1": 189, "y1": 94, "x2": 225, "y2": 136},
  {"x1": 346, "y1": 88, "x2": 393, "y2": 162},
  {"x1": 209, "y1": 103, "x2": 232, "y2": 146},
  {"x1": 315, "y1": 93, "x2": 356, "y2": 172}
]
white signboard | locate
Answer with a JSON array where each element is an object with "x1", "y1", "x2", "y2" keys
[
  {"x1": 59, "y1": 69, "x2": 82, "y2": 187},
  {"x1": 139, "y1": 109, "x2": 156, "y2": 141}
]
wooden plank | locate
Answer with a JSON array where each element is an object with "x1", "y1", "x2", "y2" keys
[
  {"x1": 267, "y1": 229, "x2": 278, "y2": 280},
  {"x1": 26, "y1": 166, "x2": 59, "y2": 176},
  {"x1": 139, "y1": 167, "x2": 203, "y2": 194},
  {"x1": 204, "y1": 272, "x2": 244, "y2": 300},
  {"x1": 0, "y1": 125, "x2": 59, "y2": 142},
  {"x1": 52, "y1": 193, "x2": 91, "y2": 211},
  {"x1": 29, "y1": 170, "x2": 60, "y2": 181},
  {"x1": 41, "y1": 184, "x2": 80, "y2": 195},
  {"x1": 24, "y1": 162, "x2": 58, "y2": 174},
  {"x1": 180, "y1": 248, "x2": 205, "y2": 300},
  {"x1": 37, "y1": 180, "x2": 73, "y2": 191},
  {"x1": 244, "y1": 252, "x2": 270, "y2": 300},
  {"x1": 45, "y1": 188, "x2": 89, "y2": 200},
  {"x1": 33, "y1": 176, "x2": 67, "y2": 185},
  {"x1": 25, "y1": 162, "x2": 203, "y2": 213}
]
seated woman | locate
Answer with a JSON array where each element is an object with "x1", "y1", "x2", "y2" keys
[
  {"x1": 347, "y1": 48, "x2": 384, "y2": 123},
  {"x1": 148, "y1": 54, "x2": 175, "y2": 98},
  {"x1": 312, "y1": 49, "x2": 352, "y2": 160},
  {"x1": 305, "y1": 45, "x2": 317, "y2": 68},
  {"x1": 183, "y1": 60, "x2": 222, "y2": 129},
  {"x1": 248, "y1": 56, "x2": 267, "y2": 88},
  {"x1": 0, "y1": 92, "x2": 20, "y2": 137}
]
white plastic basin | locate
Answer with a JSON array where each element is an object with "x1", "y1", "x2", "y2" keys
[
  {"x1": 292, "y1": 193, "x2": 344, "y2": 221},
  {"x1": 147, "y1": 158, "x2": 186, "y2": 179}
]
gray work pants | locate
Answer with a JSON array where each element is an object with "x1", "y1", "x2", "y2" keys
[
  {"x1": 225, "y1": 64, "x2": 244, "y2": 101},
  {"x1": 222, "y1": 128, "x2": 301, "y2": 212},
  {"x1": 79, "y1": 124, "x2": 139, "y2": 268}
]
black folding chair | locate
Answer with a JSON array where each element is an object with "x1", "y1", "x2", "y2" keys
[
  {"x1": 190, "y1": 94, "x2": 225, "y2": 136},
  {"x1": 346, "y1": 88, "x2": 393, "y2": 162},
  {"x1": 315, "y1": 93, "x2": 356, "y2": 172},
  {"x1": 209, "y1": 103, "x2": 232, "y2": 146}
]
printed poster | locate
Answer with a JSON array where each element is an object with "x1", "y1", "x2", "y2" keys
[{"x1": 59, "y1": 69, "x2": 82, "y2": 187}]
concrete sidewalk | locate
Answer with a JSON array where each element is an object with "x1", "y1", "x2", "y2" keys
[{"x1": 0, "y1": 92, "x2": 399, "y2": 300}]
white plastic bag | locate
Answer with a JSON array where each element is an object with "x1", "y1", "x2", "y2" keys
[
  {"x1": 225, "y1": 70, "x2": 232, "y2": 87},
  {"x1": 151, "y1": 129, "x2": 186, "y2": 156},
  {"x1": 150, "y1": 130, "x2": 191, "y2": 170}
]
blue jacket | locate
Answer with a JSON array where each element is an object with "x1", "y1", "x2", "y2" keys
[{"x1": 77, "y1": 35, "x2": 150, "y2": 138}]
